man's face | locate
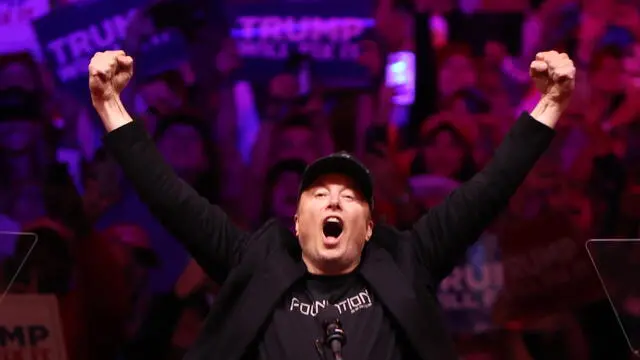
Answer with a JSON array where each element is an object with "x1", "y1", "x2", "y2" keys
[{"x1": 295, "y1": 174, "x2": 373, "y2": 275}]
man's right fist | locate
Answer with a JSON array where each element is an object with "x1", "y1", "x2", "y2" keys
[{"x1": 88, "y1": 50, "x2": 133, "y2": 104}]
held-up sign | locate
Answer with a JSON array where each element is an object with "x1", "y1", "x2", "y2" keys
[
  {"x1": 494, "y1": 212, "x2": 602, "y2": 324},
  {"x1": 32, "y1": 0, "x2": 188, "y2": 104},
  {"x1": 0, "y1": 294, "x2": 67, "y2": 360},
  {"x1": 226, "y1": 0, "x2": 375, "y2": 87},
  {"x1": 0, "y1": 0, "x2": 50, "y2": 57},
  {"x1": 438, "y1": 232, "x2": 503, "y2": 334}
]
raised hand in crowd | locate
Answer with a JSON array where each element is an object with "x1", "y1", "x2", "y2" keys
[{"x1": 174, "y1": 259, "x2": 211, "y2": 299}]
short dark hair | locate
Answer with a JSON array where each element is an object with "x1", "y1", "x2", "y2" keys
[{"x1": 138, "y1": 69, "x2": 187, "y2": 98}]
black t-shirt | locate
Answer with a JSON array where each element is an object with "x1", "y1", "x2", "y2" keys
[{"x1": 257, "y1": 272, "x2": 405, "y2": 360}]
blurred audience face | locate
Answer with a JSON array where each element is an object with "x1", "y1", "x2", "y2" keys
[
  {"x1": 449, "y1": 97, "x2": 471, "y2": 116},
  {"x1": 10, "y1": 183, "x2": 45, "y2": 224},
  {"x1": 270, "y1": 171, "x2": 302, "y2": 222},
  {"x1": 0, "y1": 61, "x2": 38, "y2": 92},
  {"x1": 439, "y1": 54, "x2": 477, "y2": 97},
  {"x1": 525, "y1": 159, "x2": 561, "y2": 195},
  {"x1": 590, "y1": 52, "x2": 624, "y2": 95},
  {"x1": 157, "y1": 123, "x2": 208, "y2": 181},
  {"x1": 269, "y1": 73, "x2": 298, "y2": 100},
  {"x1": 483, "y1": 41, "x2": 507, "y2": 68},
  {"x1": 0, "y1": 58, "x2": 44, "y2": 154},
  {"x1": 138, "y1": 78, "x2": 183, "y2": 117},
  {"x1": 0, "y1": 119, "x2": 40, "y2": 153},
  {"x1": 104, "y1": 224, "x2": 156, "y2": 296},
  {"x1": 83, "y1": 152, "x2": 123, "y2": 221},
  {"x1": 273, "y1": 124, "x2": 318, "y2": 163},
  {"x1": 421, "y1": 128, "x2": 467, "y2": 179},
  {"x1": 267, "y1": 74, "x2": 300, "y2": 120},
  {"x1": 295, "y1": 174, "x2": 373, "y2": 275},
  {"x1": 376, "y1": 9, "x2": 413, "y2": 51},
  {"x1": 547, "y1": 188, "x2": 594, "y2": 232}
]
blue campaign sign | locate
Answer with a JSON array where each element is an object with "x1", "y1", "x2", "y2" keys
[
  {"x1": 32, "y1": 0, "x2": 188, "y2": 103},
  {"x1": 437, "y1": 232, "x2": 504, "y2": 334},
  {"x1": 226, "y1": 0, "x2": 375, "y2": 88}
]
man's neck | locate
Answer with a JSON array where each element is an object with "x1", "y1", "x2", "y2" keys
[{"x1": 303, "y1": 257, "x2": 359, "y2": 276}]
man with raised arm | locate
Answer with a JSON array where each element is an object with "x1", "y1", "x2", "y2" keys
[{"x1": 89, "y1": 50, "x2": 574, "y2": 360}]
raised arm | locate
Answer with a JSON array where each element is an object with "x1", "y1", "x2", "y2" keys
[
  {"x1": 411, "y1": 51, "x2": 575, "y2": 282},
  {"x1": 89, "y1": 50, "x2": 249, "y2": 283}
]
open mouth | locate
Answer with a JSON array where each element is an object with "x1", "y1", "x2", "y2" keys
[{"x1": 322, "y1": 216, "x2": 344, "y2": 239}]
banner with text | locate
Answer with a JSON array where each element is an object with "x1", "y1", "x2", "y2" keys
[
  {"x1": 32, "y1": 0, "x2": 188, "y2": 103},
  {"x1": 0, "y1": 295, "x2": 67, "y2": 360},
  {"x1": 226, "y1": 0, "x2": 375, "y2": 87},
  {"x1": 438, "y1": 232, "x2": 503, "y2": 334},
  {"x1": 0, "y1": 0, "x2": 50, "y2": 57},
  {"x1": 494, "y1": 212, "x2": 602, "y2": 325}
]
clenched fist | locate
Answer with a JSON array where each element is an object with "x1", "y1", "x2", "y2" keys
[
  {"x1": 530, "y1": 51, "x2": 576, "y2": 106},
  {"x1": 88, "y1": 50, "x2": 133, "y2": 105}
]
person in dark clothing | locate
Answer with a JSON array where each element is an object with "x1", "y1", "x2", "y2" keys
[{"x1": 88, "y1": 49, "x2": 575, "y2": 359}]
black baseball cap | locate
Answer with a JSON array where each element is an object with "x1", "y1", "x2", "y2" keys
[{"x1": 299, "y1": 152, "x2": 374, "y2": 209}]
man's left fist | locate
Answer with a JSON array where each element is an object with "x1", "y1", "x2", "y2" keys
[{"x1": 530, "y1": 50, "x2": 576, "y2": 106}]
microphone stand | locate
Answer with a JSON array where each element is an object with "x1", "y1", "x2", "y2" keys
[{"x1": 325, "y1": 323, "x2": 346, "y2": 360}]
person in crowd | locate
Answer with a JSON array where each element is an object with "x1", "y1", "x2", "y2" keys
[
  {"x1": 0, "y1": 52, "x2": 45, "y2": 93},
  {"x1": 154, "y1": 113, "x2": 220, "y2": 203},
  {"x1": 0, "y1": 76, "x2": 51, "y2": 225},
  {"x1": 89, "y1": 47, "x2": 574, "y2": 359},
  {"x1": 260, "y1": 159, "x2": 308, "y2": 229},
  {"x1": 269, "y1": 116, "x2": 325, "y2": 164},
  {"x1": 404, "y1": 117, "x2": 477, "y2": 182},
  {"x1": 91, "y1": 114, "x2": 219, "y2": 294},
  {"x1": 437, "y1": 44, "x2": 480, "y2": 100},
  {"x1": 2, "y1": 220, "x2": 92, "y2": 360},
  {"x1": 102, "y1": 223, "x2": 159, "y2": 339},
  {"x1": 122, "y1": 259, "x2": 213, "y2": 360},
  {"x1": 136, "y1": 70, "x2": 191, "y2": 134},
  {"x1": 82, "y1": 147, "x2": 124, "y2": 223}
]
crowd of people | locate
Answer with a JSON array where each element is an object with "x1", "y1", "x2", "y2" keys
[{"x1": 1, "y1": 0, "x2": 640, "y2": 358}]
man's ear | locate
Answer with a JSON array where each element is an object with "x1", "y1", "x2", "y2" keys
[
  {"x1": 365, "y1": 219, "x2": 374, "y2": 241},
  {"x1": 294, "y1": 214, "x2": 299, "y2": 237}
]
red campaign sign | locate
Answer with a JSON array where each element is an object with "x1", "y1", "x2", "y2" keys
[
  {"x1": 0, "y1": 347, "x2": 52, "y2": 360},
  {"x1": 0, "y1": 295, "x2": 67, "y2": 360},
  {"x1": 494, "y1": 212, "x2": 602, "y2": 324}
]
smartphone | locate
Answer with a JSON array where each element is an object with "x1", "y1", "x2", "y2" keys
[{"x1": 385, "y1": 51, "x2": 416, "y2": 106}]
